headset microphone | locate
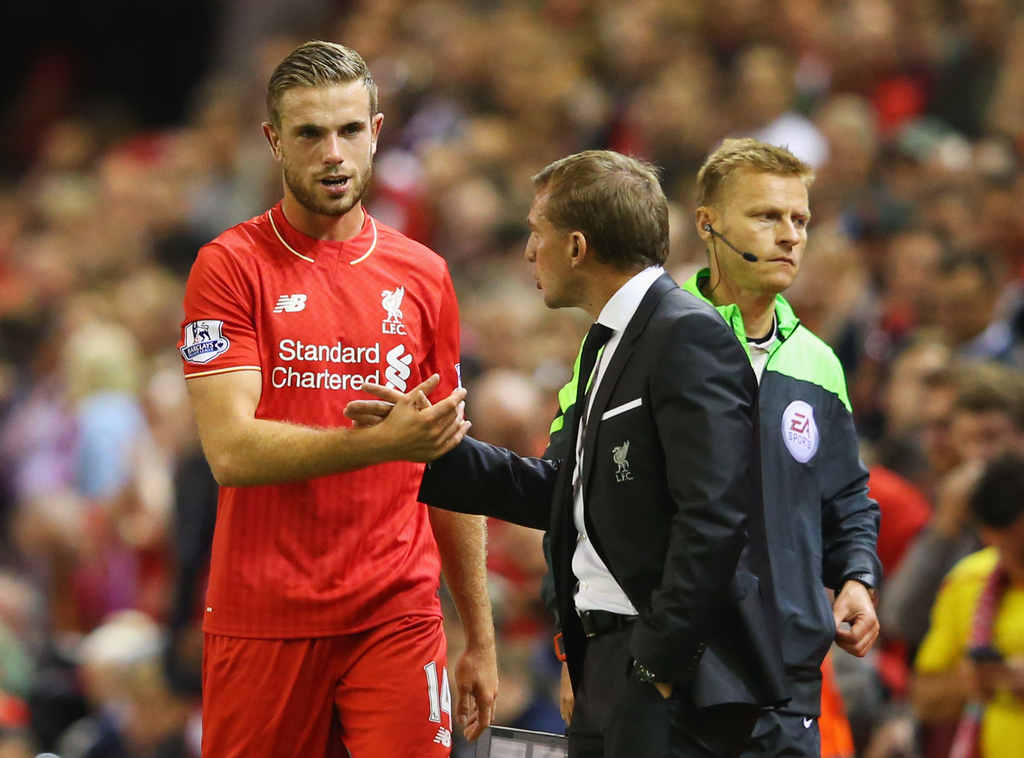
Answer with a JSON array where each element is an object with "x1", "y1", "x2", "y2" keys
[{"x1": 703, "y1": 224, "x2": 759, "y2": 262}]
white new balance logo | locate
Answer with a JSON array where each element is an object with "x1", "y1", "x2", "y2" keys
[
  {"x1": 432, "y1": 727, "x2": 451, "y2": 747},
  {"x1": 274, "y1": 294, "x2": 307, "y2": 313}
]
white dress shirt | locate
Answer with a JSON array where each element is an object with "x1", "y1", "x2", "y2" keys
[
  {"x1": 572, "y1": 265, "x2": 665, "y2": 616},
  {"x1": 747, "y1": 315, "x2": 778, "y2": 384}
]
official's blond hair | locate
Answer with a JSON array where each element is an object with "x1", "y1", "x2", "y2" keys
[
  {"x1": 267, "y1": 40, "x2": 378, "y2": 127},
  {"x1": 696, "y1": 138, "x2": 815, "y2": 208}
]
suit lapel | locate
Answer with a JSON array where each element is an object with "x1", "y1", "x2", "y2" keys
[{"x1": 582, "y1": 273, "x2": 677, "y2": 494}]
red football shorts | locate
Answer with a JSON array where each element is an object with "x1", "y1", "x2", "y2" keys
[{"x1": 202, "y1": 614, "x2": 454, "y2": 758}]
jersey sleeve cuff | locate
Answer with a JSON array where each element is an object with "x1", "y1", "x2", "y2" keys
[{"x1": 184, "y1": 365, "x2": 262, "y2": 379}]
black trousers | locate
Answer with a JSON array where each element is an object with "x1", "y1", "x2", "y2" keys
[{"x1": 568, "y1": 626, "x2": 760, "y2": 758}]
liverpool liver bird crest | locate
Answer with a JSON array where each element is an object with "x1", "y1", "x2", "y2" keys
[
  {"x1": 381, "y1": 286, "x2": 405, "y2": 324},
  {"x1": 612, "y1": 440, "x2": 630, "y2": 477}
]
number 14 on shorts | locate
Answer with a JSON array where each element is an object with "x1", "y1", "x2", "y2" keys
[{"x1": 425, "y1": 661, "x2": 453, "y2": 748}]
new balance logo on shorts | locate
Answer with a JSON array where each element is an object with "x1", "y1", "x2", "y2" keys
[
  {"x1": 274, "y1": 294, "x2": 307, "y2": 313},
  {"x1": 432, "y1": 727, "x2": 451, "y2": 747}
]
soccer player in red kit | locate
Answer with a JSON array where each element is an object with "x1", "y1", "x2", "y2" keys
[{"x1": 179, "y1": 41, "x2": 497, "y2": 758}]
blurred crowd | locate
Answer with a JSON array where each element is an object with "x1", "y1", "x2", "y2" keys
[{"x1": 4, "y1": 0, "x2": 1024, "y2": 756}]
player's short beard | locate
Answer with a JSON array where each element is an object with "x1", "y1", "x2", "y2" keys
[{"x1": 283, "y1": 158, "x2": 373, "y2": 218}]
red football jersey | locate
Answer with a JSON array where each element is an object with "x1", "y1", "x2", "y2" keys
[{"x1": 180, "y1": 203, "x2": 461, "y2": 638}]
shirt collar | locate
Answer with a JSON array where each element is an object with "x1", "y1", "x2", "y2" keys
[
  {"x1": 267, "y1": 201, "x2": 377, "y2": 264},
  {"x1": 596, "y1": 266, "x2": 665, "y2": 332},
  {"x1": 747, "y1": 315, "x2": 778, "y2": 352}
]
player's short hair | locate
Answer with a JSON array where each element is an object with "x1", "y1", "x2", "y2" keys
[
  {"x1": 696, "y1": 138, "x2": 815, "y2": 208},
  {"x1": 267, "y1": 40, "x2": 378, "y2": 127},
  {"x1": 532, "y1": 150, "x2": 669, "y2": 271}
]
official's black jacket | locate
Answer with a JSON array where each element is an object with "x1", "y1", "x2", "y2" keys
[{"x1": 420, "y1": 274, "x2": 788, "y2": 710}]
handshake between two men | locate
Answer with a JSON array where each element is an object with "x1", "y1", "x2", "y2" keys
[{"x1": 343, "y1": 374, "x2": 472, "y2": 462}]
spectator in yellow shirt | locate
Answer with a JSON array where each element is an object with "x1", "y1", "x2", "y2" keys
[{"x1": 912, "y1": 453, "x2": 1024, "y2": 758}]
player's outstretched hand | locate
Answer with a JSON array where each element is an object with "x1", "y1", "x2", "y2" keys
[
  {"x1": 360, "y1": 375, "x2": 470, "y2": 463},
  {"x1": 833, "y1": 580, "x2": 879, "y2": 657}
]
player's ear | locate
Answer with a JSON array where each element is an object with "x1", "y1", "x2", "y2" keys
[
  {"x1": 262, "y1": 122, "x2": 282, "y2": 161},
  {"x1": 370, "y1": 113, "x2": 384, "y2": 155}
]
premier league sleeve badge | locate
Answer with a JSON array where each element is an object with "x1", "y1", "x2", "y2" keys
[{"x1": 181, "y1": 320, "x2": 231, "y2": 364}]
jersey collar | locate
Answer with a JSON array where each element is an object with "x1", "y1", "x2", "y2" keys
[{"x1": 267, "y1": 202, "x2": 379, "y2": 265}]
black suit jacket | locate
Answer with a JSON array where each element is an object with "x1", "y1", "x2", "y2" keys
[{"x1": 420, "y1": 274, "x2": 788, "y2": 709}]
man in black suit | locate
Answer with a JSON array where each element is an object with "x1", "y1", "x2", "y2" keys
[{"x1": 349, "y1": 150, "x2": 787, "y2": 757}]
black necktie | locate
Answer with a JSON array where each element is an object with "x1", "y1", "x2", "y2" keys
[
  {"x1": 575, "y1": 323, "x2": 614, "y2": 422},
  {"x1": 569, "y1": 322, "x2": 614, "y2": 485}
]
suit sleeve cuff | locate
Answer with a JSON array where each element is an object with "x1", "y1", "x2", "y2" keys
[
  {"x1": 840, "y1": 571, "x2": 877, "y2": 590},
  {"x1": 629, "y1": 619, "x2": 706, "y2": 685}
]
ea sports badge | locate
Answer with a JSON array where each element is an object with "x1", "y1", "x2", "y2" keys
[
  {"x1": 782, "y1": 400, "x2": 819, "y2": 463},
  {"x1": 181, "y1": 320, "x2": 230, "y2": 364}
]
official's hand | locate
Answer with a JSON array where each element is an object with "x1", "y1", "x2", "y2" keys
[
  {"x1": 362, "y1": 376, "x2": 470, "y2": 462},
  {"x1": 559, "y1": 662, "x2": 574, "y2": 724},
  {"x1": 453, "y1": 639, "x2": 498, "y2": 742},
  {"x1": 654, "y1": 682, "x2": 673, "y2": 699},
  {"x1": 833, "y1": 580, "x2": 880, "y2": 657}
]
